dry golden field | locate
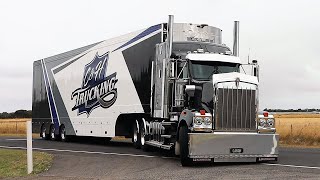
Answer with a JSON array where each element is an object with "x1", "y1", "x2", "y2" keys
[
  {"x1": 274, "y1": 114, "x2": 320, "y2": 147},
  {"x1": 0, "y1": 119, "x2": 29, "y2": 135}
]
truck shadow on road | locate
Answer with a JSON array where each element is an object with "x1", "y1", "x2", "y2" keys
[{"x1": 66, "y1": 136, "x2": 133, "y2": 147}]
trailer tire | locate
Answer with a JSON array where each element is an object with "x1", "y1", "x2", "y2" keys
[
  {"x1": 40, "y1": 124, "x2": 49, "y2": 140},
  {"x1": 49, "y1": 125, "x2": 56, "y2": 141},
  {"x1": 132, "y1": 120, "x2": 141, "y2": 149},
  {"x1": 60, "y1": 125, "x2": 68, "y2": 142},
  {"x1": 179, "y1": 125, "x2": 192, "y2": 166}
]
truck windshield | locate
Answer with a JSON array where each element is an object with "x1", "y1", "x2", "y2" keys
[{"x1": 189, "y1": 61, "x2": 239, "y2": 80}]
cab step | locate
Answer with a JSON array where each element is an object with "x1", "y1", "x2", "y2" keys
[
  {"x1": 145, "y1": 140, "x2": 173, "y2": 150},
  {"x1": 161, "y1": 135, "x2": 172, "y2": 138},
  {"x1": 161, "y1": 122, "x2": 176, "y2": 126}
]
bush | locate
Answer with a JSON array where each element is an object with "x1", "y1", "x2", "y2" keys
[{"x1": 0, "y1": 110, "x2": 32, "y2": 119}]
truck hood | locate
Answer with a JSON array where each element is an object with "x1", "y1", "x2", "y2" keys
[{"x1": 212, "y1": 72, "x2": 258, "y2": 89}]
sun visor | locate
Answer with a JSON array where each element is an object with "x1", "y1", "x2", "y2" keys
[{"x1": 186, "y1": 53, "x2": 241, "y2": 64}]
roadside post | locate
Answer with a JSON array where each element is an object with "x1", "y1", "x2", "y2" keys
[{"x1": 27, "y1": 119, "x2": 33, "y2": 174}]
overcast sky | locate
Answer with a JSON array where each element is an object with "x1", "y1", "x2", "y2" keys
[{"x1": 0, "y1": 0, "x2": 319, "y2": 112}]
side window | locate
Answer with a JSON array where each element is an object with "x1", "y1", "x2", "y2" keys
[{"x1": 176, "y1": 61, "x2": 188, "y2": 79}]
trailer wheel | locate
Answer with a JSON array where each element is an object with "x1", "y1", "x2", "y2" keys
[
  {"x1": 132, "y1": 120, "x2": 141, "y2": 149},
  {"x1": 60, "y1": 125, "x2": 68, "y2": 142},
  {"x1": 40, "y1": 124, "x2": 48, "y2": 140},
  {"x1": 179, "y1": 125, "x2": 192, "y2": 166},
  {"x1": 49, "y1": 125, "x2": 56, "y2": 141}
]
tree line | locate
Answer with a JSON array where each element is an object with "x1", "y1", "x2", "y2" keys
[
  {"x1": 0, "y1": 110, "x2": 32, "y2": 119},
  {"x1": 264, "y1": 108, "x2": 320, "y2": 112}
]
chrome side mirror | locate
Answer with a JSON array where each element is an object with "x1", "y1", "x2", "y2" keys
[{"x1": 252, "y1": 60, "x2": 259, "y2": 79}]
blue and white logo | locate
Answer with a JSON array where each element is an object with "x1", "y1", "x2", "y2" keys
[{"x1": 71, "y1": 52, "x2": 118, "y2": 116}]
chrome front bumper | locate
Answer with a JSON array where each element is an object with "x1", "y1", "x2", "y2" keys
[{"x1": 188, "y1": 132, "x2": 279, "y2": 162}]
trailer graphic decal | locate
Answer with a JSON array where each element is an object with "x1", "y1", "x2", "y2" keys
[
  {"x1": 71, "y1": 52, "x2": 118, "y2": 116},
  {"x1": 113, "y1": 24, "x2": 161, "y2": 52},
  {"x1": 41, "y1": 59, "x2": 60, "y2": 129}
]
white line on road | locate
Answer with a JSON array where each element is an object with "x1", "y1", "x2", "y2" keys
[
  {"x1": 5, "y1": 139, "x2": 31, "y2": 141},
  {"x1": 0, "y1": 145, "x2": 174, "y2": 159},
  {"x1": 263, "y1": 163, "x2": 320, "y2": 170}
]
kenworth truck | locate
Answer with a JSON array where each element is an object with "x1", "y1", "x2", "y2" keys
[{"x1": 32, "y1": 15, "x2": 278, "y2": 166}]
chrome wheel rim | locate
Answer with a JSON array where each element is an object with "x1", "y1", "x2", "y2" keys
[
  {"x1": 140, "y1": 127, "x2": 145, "y2": 145},
  {"x1": 61, "y1": 128, "x2": 65, "y2": 140},
  {"x1": 133, "y1": 126, "x2": 138, "y2": 143},
  {"x1": 51, "y1": 127, "x2": 55, "y2": 139},
  {"x1": 42, "y1": 127, "x2": 46, "y2": 138}
]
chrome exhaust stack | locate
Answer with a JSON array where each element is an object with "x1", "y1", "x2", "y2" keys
[
  {"x1": 168, "y1": 15, "x2": 174, "y2": 57},
  {"x1": 233, "y1": 21, "x2": 239, "y2": 57}
]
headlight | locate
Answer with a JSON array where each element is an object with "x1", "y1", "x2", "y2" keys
[
  {"x1": 257, "y1": 114, "x2": 276, "y2": 133},
  {"x1": 203, "y1": 117, "x2": 212, "y2": 125},
  {"x1": 267, "y1": 119, "x2": 274, "y2": 127},
  {"x1": 194, "y1": 117, "x2": 203, "y2": 125},
  {"x1": 259, "y1": 119, "x2": 266, "y2": 127},
  {"x1": 193, "y1": 114, "x2": 212, "y2": 132},
  {"x1": 258, "y1": 118, "x2": 275, "y2": 128}
]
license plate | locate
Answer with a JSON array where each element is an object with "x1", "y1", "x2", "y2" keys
[
  {"x1": 230, "y1": 148, "x2": 243, "y2": 153},
  {"x1": 193, "y1": 158, "x2": 212, "y2": 162},
  {"x1": 258, "y1": 157, "x2": 277, "y2": 162}
]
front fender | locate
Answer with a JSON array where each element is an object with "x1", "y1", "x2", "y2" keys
[
  {"x1": 176, "y1": 109, "x2": 194, "y2": 141},
  {"x1": 178, "y1": 109, "x2": 194, "y2": 127}
]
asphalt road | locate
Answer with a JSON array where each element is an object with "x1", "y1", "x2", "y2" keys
[{"x1": 0, "y1": 136, "x2": 319, "y2": 180}]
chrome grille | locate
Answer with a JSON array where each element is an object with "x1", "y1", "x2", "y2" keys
[{"x1": 215, "y1": 87, "x2": 257, "y2": 131}]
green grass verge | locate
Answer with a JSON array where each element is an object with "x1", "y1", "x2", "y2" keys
[{"x1": 0, "y1": 149, "x2": 53, "y2": 177}]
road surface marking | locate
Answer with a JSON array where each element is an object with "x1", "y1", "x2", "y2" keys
[
  {"x1": 5, "y1": 139, "x2": 31, "y2": 141},
  {"x1": 0, "y1": 145, "x2": 174, "y2": 159},
  {"x1": 263, "y1": 163, "x2": 320, "y2": 170}
]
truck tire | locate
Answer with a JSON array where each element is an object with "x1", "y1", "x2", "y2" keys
[
  {"x1": 60, "y1": 125, "x2": 68, "y2": 142},
  {"x1": 132, "y1": 120, "x2": 141, "y2": 149},
  {"x1": 179, "y1": 125, "x2": 192, "y2": 166},
  {"x1": 140, "y1": 121, "x2": 151, "y2": 151},
  {"x1": 49, "y1": 125, "x2": 56, "y2": 141},
  {"x1": 40, "y1": 124, "x2": 48, "y2": 140}
]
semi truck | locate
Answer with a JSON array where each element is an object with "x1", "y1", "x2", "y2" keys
[{"x1": 32, "y1": 15, "x2": 279, "y2": 166}]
